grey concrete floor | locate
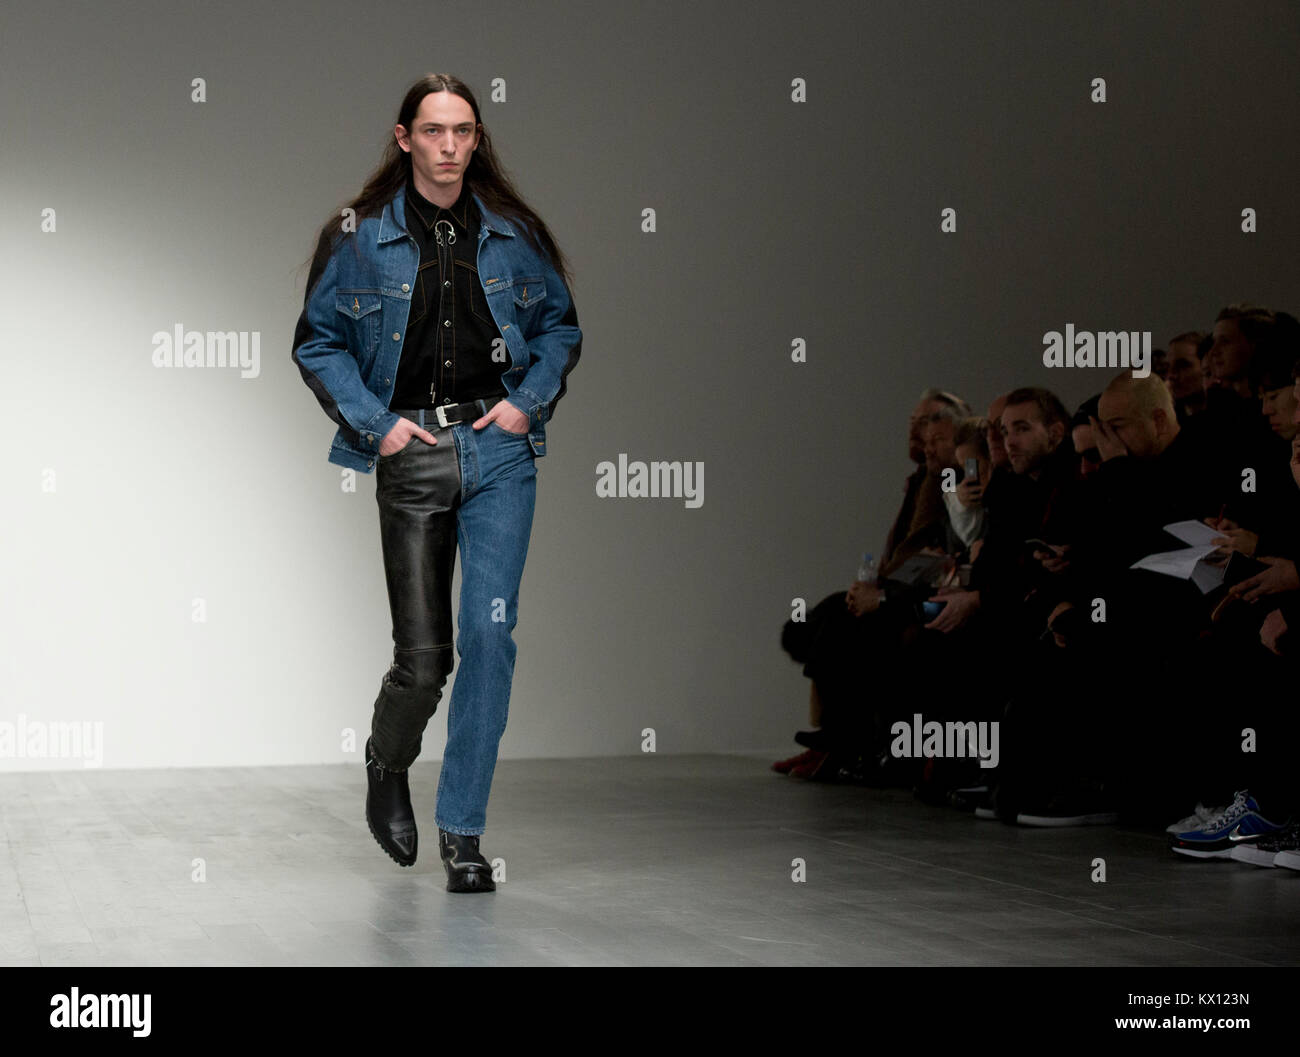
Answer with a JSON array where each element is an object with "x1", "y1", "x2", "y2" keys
[{"x1": 1, "y1": 753, "x2": 1296, "y2": 966}]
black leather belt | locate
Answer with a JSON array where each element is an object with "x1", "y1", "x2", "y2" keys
[{"x1": 391, "y1": 396, "x2": 506, "y2": 430}]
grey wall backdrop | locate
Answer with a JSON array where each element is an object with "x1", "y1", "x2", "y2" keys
[{"x1": 3, "y1": 0, "x2": 1298, "y2": 769}]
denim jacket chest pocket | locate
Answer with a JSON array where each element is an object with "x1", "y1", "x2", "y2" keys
[
  {"x1": 508, "y1": 276, "x2": 546, "y2": 337},
  {"x1": 336, "y1": 290, "x2": 383, "y2": 369},
  {"x1": 511, "y1": 277, "x2": 546, "y2": 308}
]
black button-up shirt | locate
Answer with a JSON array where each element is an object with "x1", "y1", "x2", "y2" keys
[{"x1": 390, "y1": 177, "x2": 509, "y2": 409}]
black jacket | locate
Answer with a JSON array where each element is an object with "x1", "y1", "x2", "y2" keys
[{"x1": 968, "y1": 441, "x2": 1084, "y2": 636}]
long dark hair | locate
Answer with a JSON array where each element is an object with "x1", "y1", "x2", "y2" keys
[{"x1": 300, "y1": 73, "x2": 573, "y2": 289}]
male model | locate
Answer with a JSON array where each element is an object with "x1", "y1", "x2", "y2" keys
[{"x1": 292, "y1": 74, "x2": 581, "y2": 892}]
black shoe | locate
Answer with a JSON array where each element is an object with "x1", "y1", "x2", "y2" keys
[
  {"x1": 1016, "y1": 797, "x2": 1119, "y2": 827},
  {"x1": 439, "y1": 829, "x2": 496, "y2": 893},
  {"x1": 364, "y1": 737, "x2": 417, "y2": 867},
  {"x1": 850, "y1": 748, "x2": 915, "y2": 788},
  {"x1": 838, "y1": 752, "x2": 874, "y2": 784},
  {"x1": 1015, "y1": 780, "x2": 1119, "y2": 827}
]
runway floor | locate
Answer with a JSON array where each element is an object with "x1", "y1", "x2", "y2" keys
[{"x1": 2, "y1": 754, "x2": 1296, "y2": 966}]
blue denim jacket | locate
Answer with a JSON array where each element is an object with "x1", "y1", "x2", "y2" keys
[{"x1": 292, "y1": 182, "x2": 581, "y2": 471}]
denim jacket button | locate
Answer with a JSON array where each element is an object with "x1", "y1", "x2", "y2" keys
[{"x1": 401, "y1": 283, "x2": 409, "y2": 292}]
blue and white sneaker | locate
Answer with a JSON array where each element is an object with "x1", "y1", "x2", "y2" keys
[
  {"x1": 1230, "y1": 820, "x2": 1300, "y2": 868},
  {"x1": 1170, "y1": 790, "x2": 1288, "y2": 859}
]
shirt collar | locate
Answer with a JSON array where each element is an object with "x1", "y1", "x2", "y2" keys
[{"x1": 405, "y1": 176, "x2": 472, "y2": 235}]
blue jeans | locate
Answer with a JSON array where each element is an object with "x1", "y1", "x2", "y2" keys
[{"x1": 370, "y1": 407, "x2": 538, "y2": 836}]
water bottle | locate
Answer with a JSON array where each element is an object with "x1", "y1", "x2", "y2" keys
[{"x1": 857, "y1": 553, "x2": 877, "y2": 584}]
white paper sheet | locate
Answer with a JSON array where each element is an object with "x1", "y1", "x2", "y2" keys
[
  {"x1": 1162, "y1": 519, "x2": 1227, "y2": 548},
  {"x1": 1130, "y1": 544, "x2": 1220, "y2": 579}
]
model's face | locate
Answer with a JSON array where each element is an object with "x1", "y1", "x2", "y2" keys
[
  {"x1": 395, "y1": 91, "x2": 480, "y2": 191},
  {"x1": 1165, "y1": 341, "x2": 1203, "y2": 399}
]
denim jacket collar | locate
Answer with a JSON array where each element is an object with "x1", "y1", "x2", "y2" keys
[{"x1": 377, "y1": 181, "x2": 516, "y2": 246}]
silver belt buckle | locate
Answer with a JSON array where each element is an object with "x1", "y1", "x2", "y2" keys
[{"x1": 435, "y1": 404, "x2": 452, "y2": 429}]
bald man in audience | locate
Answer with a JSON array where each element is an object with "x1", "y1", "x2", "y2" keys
[{"x1": 1045, "y1": 370, "x2": 1235, "y2": 639}]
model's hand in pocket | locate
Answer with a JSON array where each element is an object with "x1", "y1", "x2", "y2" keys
[
  {"x1": 380, "y1": 420, "x2": 438, "y2": 456},
  {"x1": 474, "y1": 401, "x2": 529, "y2": 434}
]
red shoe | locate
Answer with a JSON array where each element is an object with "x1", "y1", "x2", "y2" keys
[
  {"x1": 789, "y1": 749, "x2": 832, "y2": 779},
  {"x1": 772, "y1": 749, "x2": 817, "y2": 774}
]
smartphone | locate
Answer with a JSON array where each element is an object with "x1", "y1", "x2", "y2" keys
[
  {"x1": 920, "y1": 600, "x2": 946, "y2": 621},
  {"x1": 964, "y1": 457, "x2": 978, "y2": 481}
]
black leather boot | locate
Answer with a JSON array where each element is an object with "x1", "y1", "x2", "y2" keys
[
  {"x1": 365, "y1": 737, "x2": 417, "y2": 867},
  {"x1": 439, "y1": 829, "x2": 495, "y2": 892}
]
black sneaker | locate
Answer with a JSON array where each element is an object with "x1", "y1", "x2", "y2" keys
[{"x1": 1015, "y1": 784, "x2": 1119, "y2": 827}]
